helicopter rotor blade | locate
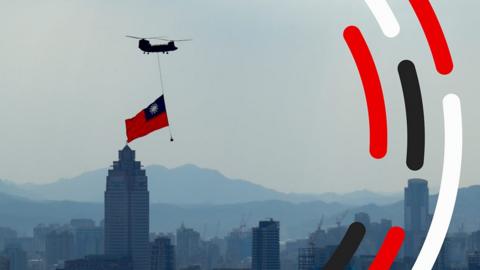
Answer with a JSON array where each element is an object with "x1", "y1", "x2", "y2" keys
[
  {"x1": 144, "y1": 36, "x2": 167, "y2": 40},
  {"x1": 126, "y1": 35, "x2": 167, "y2": 40},
  {"x1": 126, "y1": 35, "x2": 143, "y2": 39},
  {"x1": 156, "y1": 38, "x2": 192, "y2": 42}
]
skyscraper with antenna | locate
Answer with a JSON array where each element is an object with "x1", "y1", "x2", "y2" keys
[{"x1": 104, "y1": 146, "x2": 150, "y2": 270}]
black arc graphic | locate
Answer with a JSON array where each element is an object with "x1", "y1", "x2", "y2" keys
[
  {"x1": 324, "y1": 222, "x2": 366, "y2": 270},
  {"x1": 398, "y1": 60, "x2": 426, "y2": 171}
]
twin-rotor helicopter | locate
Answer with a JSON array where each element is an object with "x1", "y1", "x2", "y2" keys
[{"x1": 126, "y1": 36, "x2": 191, "y2": 54}]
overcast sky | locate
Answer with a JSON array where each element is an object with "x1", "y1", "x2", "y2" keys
[{"x1": 0, "y1": 0, "x2": 479, "y2": 194}]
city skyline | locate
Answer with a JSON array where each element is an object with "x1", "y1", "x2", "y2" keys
[
  {"x1": 1, "y1": 0, "x2": 478, "y2": 269},
  {"x1": 1, "y1": 157, "x2": 479, "y2": 270}
]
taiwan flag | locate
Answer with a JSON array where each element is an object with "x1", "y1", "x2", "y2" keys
[{"x1": 125, "y1": 95, "x2": 169, "y2": 143}]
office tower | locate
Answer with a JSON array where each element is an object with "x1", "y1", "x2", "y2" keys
[
  {"x1": 104, "y1": 146, "x2": 150, "y2": 270},
  {"x1": 225, "y1": 227, "x2": 252, "y2": 267},
  {"x1": 8, "y1": 237, "x2": 34, "y2": 257},
  {"x1": 354, "y1": 213, "x2": 371, "y2": 227},
  {"x1": 0, "y1": 227, "x2": 17, "y2": 251},
  {"x1": 252, "y1": 219, "x2": 280, "y2": 270},
  {"x1": 33, "y1": 224, "x2": 52, "y2": 254},
  {"x1": 74, "y1": 226, "x2": 104, "y2": 258},
  {"x1": 176, "y1": 225, "x2": 201, "y2": 268},
  {"x1": 298, "y1": 244, "x2": 325, "y2": 270},
  {"x1": 404, "y1": 179, "x2": 429, "y2": 259},
  {"x1": 468, "y1": 252, "x2": 480, "y2": 270},
  {"x1": 70, "y1": 219, "x2": 95, "y2": 229},
  {"x1": 45, "y1": 229, "x2": 74, "y2": 269},
  {"x1": 151, "y1": 237, "x2": 175, "y2": 270},
  {"x1": 178, "y1": 266, "x2": 201, "y2": 270},
  {"x1": 2, "y1": 244, "x2": 27, "y2": 270},
  {"x1": 0, "y1": 256, "x2": 9, "y2": 270},
  {"x1": 61, "y1": 255, "x2": 133, "y2": 270},
  {"x1": 353, "y1": 212, "x2": 392, "y2": 256},
  {"x1": 202, "y1": 239, "x2": 222, "y2": 270}
]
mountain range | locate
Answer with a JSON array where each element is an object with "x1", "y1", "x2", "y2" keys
[
  {"x1": 0, "y1": 164, "x2": 401, "y2": 205},
  {"x1": 1, "y1": 165, "x2": 479, "y2": 240}
]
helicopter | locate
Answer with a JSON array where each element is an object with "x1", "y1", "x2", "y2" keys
[{"x1": 126, "y1": 36, "x2": 191, "y2": 54}]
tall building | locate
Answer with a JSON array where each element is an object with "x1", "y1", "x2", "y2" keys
[
  {"x1": 0, "y1": 256, "x2": 9, "y2": 270},
  {"x1": 404, "y1": 179, "x2": 429, "y2": 260},
  {"x1": 0, "y1": 227, "x2": 17, "y2": 252},
  {"x1": 60, "y1": 255, "x2": 133, "y2": 270},
  {"x1": 468, "y1": 252, "x2": 480, "y2": 270},
  {"x1": 33, "y1": 224, "x2": 55, "y2": 254},
  {"x1": 2, "y1": 244, "x2": 27, "y2": 270},
  {"x1": 151, "y1": 237, "x2": 175, "y2": 270},
  {"x1": 104, "y1": 146, "x2": 150, "y2": 270},
  {"x1": 176, "y1": 224, "x2": 201, "y2": 268},
  {"x1": 45, "y1": 229, "x2": 74, "y2": 269},
  {"x1": 70, "y1": 219, "x2": 95, "y2": 229},
  {"x1": 225, "y1": 227, "x2": 252, "y2": 267},
  {"x1": 252, "y1": 219, "x2": 280, "y2": 270},
  {"x1": 74, "y1": 226, "x2": 104, "y2": 258},
  {"x1": 298, "y1": 244, "x2": 325, "y2": 270}
]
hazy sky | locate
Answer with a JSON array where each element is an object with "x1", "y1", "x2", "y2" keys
[{"x1": 0, "y1": 0, "x2": 479, "y2": 194}]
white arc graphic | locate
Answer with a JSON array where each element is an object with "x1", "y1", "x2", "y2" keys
[
  {"x1": 413, "y1": 94, "x2": 463, "y2": 270},
  {"x1": 364, "y1": 0, "x2": 401, "y2": 38}
]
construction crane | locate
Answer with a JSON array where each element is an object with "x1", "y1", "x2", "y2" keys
[
  {"x1": 336, "y1": 210, "x2": 349, "y2": 227},
  {"x1": 317, "y1": 214, "x2": 325, "y2": 231}
]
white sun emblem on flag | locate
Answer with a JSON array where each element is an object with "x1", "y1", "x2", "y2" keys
[{"x1": 149, "y1": 104, "x2": 159, "y2": 115}]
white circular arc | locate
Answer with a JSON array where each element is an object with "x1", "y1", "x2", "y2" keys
[
  {"x1": 412, "y1": 94, "x2": 463, "y2": 270},
  {"x1": 364, "y1": 0, "x2": 401, "y2": 38}
]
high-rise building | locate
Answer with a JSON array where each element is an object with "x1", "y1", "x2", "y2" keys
[
  {"x1": 70, "y1": 219, "x2": 95, "y2": 229},
  {"x1": 252, "y1": 219, "x2": 280, "y2": 270},
  {"x1": 176, "y1": 224, "x2": 201, "y2": 268},
  {"x1": 104, "y1": 146, "x2": 150, "y2": 270},
  {"x1": 60, "y1": 255, "x2": 133, "y2": 270},
  {"x1": 468, "y1": 252, "x2": 480, "y2": 270},
  {"x1": 354, "y1": 213, "x2": 371, "y2": 227},
  {"x1": 404, "y1": 179, "x2": 429, "y2": 260},
  {"x1": 33, "y1": 224, "x2": 54, "y2": 254},
  {"x1": 151, "y1": 237, "x2": 175, "y2": 270},
  {"x1": 0, "y1": 227, "x2": 17, "y2": 252},
  {"x1": 298, "y1": 244, "x2": 325, "y2": 270},
  {"x1": 225, "y1": 227, "x2": 251, "y2": 267},
  {"x1": 45, "y1": 229, "x2": 74, "y2": 269},
  {"x1": 2, "y1": 244, "x2": 27, "y2": 270},
  {"x1": 0, "y1": 256, "x2": 9, "y2": 270},
  {"x1": 74, "y1": 226, "x2": 104, "y2": 258}
]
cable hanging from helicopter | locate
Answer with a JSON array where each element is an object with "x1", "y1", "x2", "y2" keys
[{"x1": 125, "y1": 36, "x2": 192, "y2": 142}]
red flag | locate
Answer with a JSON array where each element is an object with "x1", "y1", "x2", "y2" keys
[{"x1": 125, "y1": 96, "x2": 169, "y2": 143}]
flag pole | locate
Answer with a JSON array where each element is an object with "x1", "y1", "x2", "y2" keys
[{"x1": 156, "y1": 54, "x2": 174, "y2": 142}]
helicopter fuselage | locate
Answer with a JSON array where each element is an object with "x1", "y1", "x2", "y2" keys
[{"x1": 138, "y1": 39, "x2": 178, "y2": 54}]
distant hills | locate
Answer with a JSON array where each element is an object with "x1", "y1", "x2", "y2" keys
[
  {"x1": 1, "y1": 165, "x2": 479, "y2": 239},
  {"x1": 0, "y1": 164, "x2": 401, "y2": 205},
  {"x1": 1, "y1": 185, "x2": 480, "y2": 239}
]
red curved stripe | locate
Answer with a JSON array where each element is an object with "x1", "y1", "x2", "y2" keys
[
  {"x1": 343, "y1": 26, "x2": 388, "y2": 159},
  {"x1": 409, "y1": 0, "x2": 453, "y2": 75},
  {"x1": 369, "y1": 227, "x2": 405, "y2": 270}
]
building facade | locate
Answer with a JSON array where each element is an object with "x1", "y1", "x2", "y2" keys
[
  {"x1": 45, "y1": 229, "x2": 74, "y2": 269},
  {"x1": 2, "y1": 244, "x2": 27, "y2": 270},
  {"x1": 0, "y1": 256, "x2": 9, "y2": 270},
  {"x1": 151, "y1": 237, "x2": 175, "y2": 270},
  {"x1": 61, "y1": 255, "x2": 133, "y2": 270},
  {"x1": 176, "y1": 225, "x2": 201, "y2": 268},
  {"x1": 404, "y1": 179, "x2": 429, "y2": 260},
  {"x1": 252, "y1": 219, "x2": 280, "y2": 270},
  {"x1": 104, "y1": 146, "x2": 150, "y2": 270}
]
